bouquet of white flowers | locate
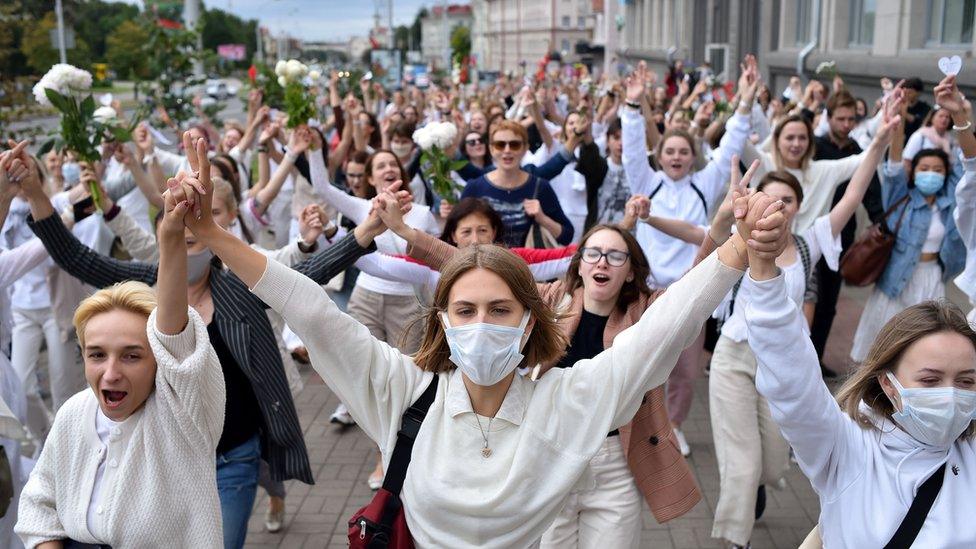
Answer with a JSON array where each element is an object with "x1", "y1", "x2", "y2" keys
[
  {"x1": 815, "y1": 61, "x2": 838, "y2": 78},
  {"x1": 413, "y1": 122, "x2": 466, "y2": 204},
  {"x1": 35, "y1": 63, "x2": 137, "y2": 206},
  {"x1": 275, "y1": 59, "x2": 317, "y2": 128}
]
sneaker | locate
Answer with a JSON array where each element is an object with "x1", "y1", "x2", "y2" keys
[
  {"x1": 265, "y1": 501, "x2": 285, "y2": 533},
  {"x1": 330, "y1": 403, "x2": 356, "y2": 427},
  {"x1": 673, "y1": 427, "x2": 691, "y2": 457}
]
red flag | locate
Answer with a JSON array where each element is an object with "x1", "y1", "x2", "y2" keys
[
  {"x1": 248, "y1": 64, "x2": 257, "y2": 83},
  {"x1": 369, "y1": 36, "x2": 380, "y2": 49},
  {"x1": 157, "y1": 18, "x2": 182, "y2": 29}
]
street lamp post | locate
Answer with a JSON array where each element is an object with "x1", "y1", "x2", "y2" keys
[{"x1": 54, "y1": 0, "x2": 67, "y2": 64}]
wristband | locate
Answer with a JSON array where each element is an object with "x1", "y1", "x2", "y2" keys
[
  {"x1": 953, "y1": 120, "x2": 973, "y2": 132},
  {"x1": 256, "y1": 145, "x2": 268, "y2": 153},
  {"x1": 625, "y1": 100, "x2": 641, "y2": 110},
  {"x1": 102, "y1": 203, "x2": 121, "y2": 222}
]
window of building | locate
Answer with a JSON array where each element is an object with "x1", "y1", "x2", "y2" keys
[
  {"x1": 578, "y1": 16, "x2": 585, "y2": 28},
  {"x1": 710, "y1": 0, "x2": 729, "y2": 43},
  {"x1": 849, "y1": 0, "x2": 876, "y2": 46},
  {"x1": 927, "y1": 0, "x2": 976, "y2": 45},
  {"x1": 561, "y1": 38, "x2": 571, "y2": 52},
  {"x1": 562, "y1": 15, "x2": 571, "y2": 28},
  {"x1": 795, "y1": 0, "x2": 812, "y2": 45}
]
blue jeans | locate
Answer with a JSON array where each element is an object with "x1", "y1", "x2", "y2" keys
[{"x1": 216, "y1": 435, "x2": 261, "y2": 549}]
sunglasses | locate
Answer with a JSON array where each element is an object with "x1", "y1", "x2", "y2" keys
[
  {"x1": 465, "y1": 138, "x2": 484, "y2": 146},
  {"x1": 490, "y1": 140, "x2": 524, "y2": 152},
  {"x1": 579, "y1": 247, "x2": 630, "y2": 267}
]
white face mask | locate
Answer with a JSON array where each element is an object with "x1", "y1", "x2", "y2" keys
[
  {"x1": 886, "y1": 372, "x2": 976, "y2": 447},
  {"x1": 441, "y1": 311, "x2": 531, "y2": 386},
  {"x1": 187, "y1": 248, "x2": 214, "y2": 284}
]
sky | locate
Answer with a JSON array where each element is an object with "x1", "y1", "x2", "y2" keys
[{"x1": 113, "y1": 0, "x2": 443, "y2": 42}]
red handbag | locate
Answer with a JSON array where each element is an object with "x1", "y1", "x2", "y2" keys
[
  {"x1": 840, "y1": 195, "x2": 910, "y2": 287},
  {"x1": 348, "y1": 376, "x2": 439, "y2": 549}
]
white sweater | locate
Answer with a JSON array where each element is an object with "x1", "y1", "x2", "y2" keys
[
  {"x1": 251, "y1": 252, "x2": 742, "y2": 548},
  {"x1": 16, "y1": 308, "x2": 225, "y2": 548},
  {"x1": 954, "y1": 158, "x2": 976, "y2": 311},
  {"x1": 745, "y1": 272, "x2": 976, "y2": 548}
]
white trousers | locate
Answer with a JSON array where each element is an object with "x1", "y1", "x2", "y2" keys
[
  {"x1": 540, "y1": 436, "x2": 643, "y2": 549},
  {"x1": 709, "y1": 336, "x2": 791, "y2": 546},
  {"x1": 10, "y1": 307, "x2": 83, "y2": 438}
]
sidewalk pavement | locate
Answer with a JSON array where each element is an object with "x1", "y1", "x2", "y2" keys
[{"x1": 243, "y1": 290, "x2": 871, "y2": 548}]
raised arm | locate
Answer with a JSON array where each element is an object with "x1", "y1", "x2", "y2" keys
[
  {"x1": 12, "y1": 146, "x2": 158, "y2": 289},
  {"x1": 251, "y1": 128, "x2": 308, "y2": 217},
  {"x1": 0, "y1": 141, "x2": 28, "y2": 227},
  {"x1": 743, "y1": 243, "x2": 863, "y2": 494},
  {"x1": 621, "y1": 72, "x2": 657, "y2": 195},
  {"x1": 306, "y1": 138, "x2": 371, "y2": 223},
  {"x1": 829, "y1": 91, "x2": 903, "y2": 236},
  {"x1": 155, "y1": 177, "x2": 191, "y2": 335}
]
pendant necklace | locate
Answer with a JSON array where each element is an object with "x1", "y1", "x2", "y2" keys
[{"x1": 475, "y1": 414, "x2": 494, "y2": 458}]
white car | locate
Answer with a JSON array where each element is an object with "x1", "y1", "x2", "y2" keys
[{"x1": 205, "y1": 79, "x2": 230, "y2": 100}]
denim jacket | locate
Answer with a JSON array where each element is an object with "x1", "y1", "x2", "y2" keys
[{"x1": 876, "y1": 161, "x2": 965, "y2": 298}]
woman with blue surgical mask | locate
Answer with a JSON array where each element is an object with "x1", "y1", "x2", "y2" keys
[
  {"x1": 174, "y1": 134, "x2": 791, "y2": 546},
  {"x1": 743, "y1": 204, "x2": 976, "y2": 547},
  {"x1": 851, "y1": 75, "x2": 973, "y2": 362}
]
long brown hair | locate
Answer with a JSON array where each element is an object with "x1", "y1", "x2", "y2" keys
[
  {"x1": 412, "y1": 245, "x2": 567, "y2": 373},
  {"x1": 562, "y1": 225, "x2": 652, "y2": 312},
  {"x1": 835, "y1": 300, "x2": 976, "y2": 437}
]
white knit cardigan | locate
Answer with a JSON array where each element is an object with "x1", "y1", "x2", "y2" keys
[{"x1": 16, "y1": 307, "x2": 225, "y2": 548}]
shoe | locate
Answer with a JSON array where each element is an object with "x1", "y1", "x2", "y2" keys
[
  {"x1": 673, "y1": 427, "x2": 691, "y2": 457},
  {"x1": 754, "y1": 484, "x2": 766, "y2": 520},
  {"x1": 265, "y1": 503, "x2": 285, "y2": 533},
  {"x1": 330, "y1": 403, "x2": 356, "y2": 427},
  {"x1": 368, "y1": 470, "x2": 384, "y2": 491}
]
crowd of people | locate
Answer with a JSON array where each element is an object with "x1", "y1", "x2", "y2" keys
[{"x1": 0, "y1": 51, "x2": 974, "y2": 549}]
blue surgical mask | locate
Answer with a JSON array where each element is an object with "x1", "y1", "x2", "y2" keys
[
  {"x1": 913, "y1": 171, "x2": 945, "y2": 196},
  {"x1": 886, "y1": 372, "x2": 976, "y2": 447},
  {"x1": 62, "y1": 162, "x2": 81, "y2": 185}
]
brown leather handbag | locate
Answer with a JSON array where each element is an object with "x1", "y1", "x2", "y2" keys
[{"x1": 840, "y1": 195, "x2": 910, "y2": 286}]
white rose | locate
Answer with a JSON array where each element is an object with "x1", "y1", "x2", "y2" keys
[
  {"x1": 286, "y1": 60, "x2": 304, "y2": 80},
  {"x1": 429, "y1": 122, "x2": 456, "y2": 149},
  {"x1": 277, "y1": 75, "x2": 288, "y2": 87},
  {"x1": 275, "y1": 60, "x2": 287, "y2": 77},
  {"x1": 33, "y1": 80, "x2": 52, "y2": 106},
  {"x1": 308, "y1": 70, "x2": 321, "y2": 81},
  {"x1": 93, "y1": 106, "x2": 118, "y2": 124},
  {"x1": 412, "y1": 126, "x2": 433, "y2": 151}
]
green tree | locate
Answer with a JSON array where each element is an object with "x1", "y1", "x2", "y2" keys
[
  {"x1": 73, "y1": 0, "x2": 139, "y2": 61},
  {"x1": 411, "y1": 8, "x2": 427, "y2": 51},
  {"x1": 106, "y1": 19, "x2": 149, "y2": 81},
  {"x1": 20, "y1": 11, "x2": 92, "y2": 72},
  {"x1": 394, "y1": 25, "x2": 411, "y2": 52},
  {"x1": 201, "y1": 7, "x2": 257, "y2": 71},
  {"x1": 449, "y1": 24, "x2": 470, "y2": 65}
]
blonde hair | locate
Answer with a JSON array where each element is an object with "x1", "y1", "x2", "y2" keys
[
  {"x1": 73, "y1": 281, "x2": 157, "y2": 348},
  {"x1": 212, "y1": 177, "x2": 238, "y2": 213},
  {"x1": 412, "y1": 245, "x2": 567, "y2": 373},
  {"x1": 835, "y1": 300, "x2": 976, "y2": 437}
]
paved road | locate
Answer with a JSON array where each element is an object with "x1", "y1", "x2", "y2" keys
[{"x1": 240, "y1": 289, "x2": 876, "y2": 548}]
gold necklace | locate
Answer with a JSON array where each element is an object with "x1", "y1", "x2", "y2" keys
[{"x1": 474, "y1": 414, "x2": 493, "y2": 458}]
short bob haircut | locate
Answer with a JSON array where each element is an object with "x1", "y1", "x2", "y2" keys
[
  {"x1": 563, "y1": 224, "x2": 653, "y2": 313},
  {"x1": 835, "y1": 300, "x2": 976, "y2": 438},
  {"x1": 412, "y1": 245, "x2": 567, "y2": 373},
  {"x1": 440, "y1": 197, "x2": 505, "y2": 246},
  {"x1": 74, "y1": 281, "x2": 157, "y2": 349},
  {"x1": 756, "y1": 170, "x2": 805, "y2": 205},
  {"x1": 772, "y1": 114, "x2": 816, "y2": 170}
]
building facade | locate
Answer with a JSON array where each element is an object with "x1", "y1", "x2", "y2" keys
[
  {"x1": 477, "y1": 0, "x2": 596, "y2": 73},
  {"x1": 421, "y1": 4, "x2": 474, "y2": 69},
  {"x1": 615, "y1": 0, "x2": 976, "y2": 98}
]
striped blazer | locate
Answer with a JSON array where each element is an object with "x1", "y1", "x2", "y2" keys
[{"x1": 29, "y1": 213, "x2": 372, "y2": 483}]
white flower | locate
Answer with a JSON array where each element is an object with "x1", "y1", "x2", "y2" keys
[
  {"x1": 412, "y1": 125, "x2": 433, "y2": 150},
  {"x1": 275, "y1": 60, "x2": 287, "y2": 77},
  {"x1": 277, "y1": 75, "x2": 288, "y2": 87},
  {"x1": 92, "y1": 106, "x2": 118, "y2": 124},
  {"x1": 413, "y1": 122, "x2": 457, "y2": 151},
  {"x1": 308, "y1": 70, "x2": 321, "y2": 81},
  {"x1": 283, "y1": 59, "x2": 307, "y2": 82},
  {"x1": 33, "y1": 63, "x2": 92, "y2": 106}
]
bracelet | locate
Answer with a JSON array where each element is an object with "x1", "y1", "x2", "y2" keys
[
  {"x1": 256, "y1": 145, "x2": 268, "y2": 153},
  {"x1": 102, "y1": 203, "x2": 121, "y2": 222},
  {"x1": 625, "y1": 100, "x2": 641, "y2": 110},
  {"x1": 728, "y1": 235, "x2": 748, "y2": 265},
  {"x1": 953, "y1": 120, "x2": 973, "y2": 132}
]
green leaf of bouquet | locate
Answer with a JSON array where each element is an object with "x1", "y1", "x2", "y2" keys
[
  {"x1": 450, "y1": 159, "x2": 469, "y2": 171},
  {"x1": 44, "y1": 88, "x2": 69, "y2": 112},
  {"x1": 38, "y1": 139, "x2": 55, "y2": 155},
  {"x1": 81, "y1": 95, "x2": 96, "y2": 119}
]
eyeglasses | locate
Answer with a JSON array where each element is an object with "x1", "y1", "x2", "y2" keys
[
  {"x1": 579, "y1": 247, "x2": 630, "y2": 267},
  {"x1": 490, "y1": 140, "x2": 524, "y2": 152},
  {"x1": 465, "y1": 138, "x2": 484, "y2": 146}
]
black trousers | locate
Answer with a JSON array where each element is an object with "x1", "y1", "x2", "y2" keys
[{"x1": 810, "y1": 256, "x2": 844, "y2": 360}]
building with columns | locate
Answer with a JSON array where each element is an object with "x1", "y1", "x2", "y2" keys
[{"x1": 421, "y1": 4, "x2": 474, "y2": 70}]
